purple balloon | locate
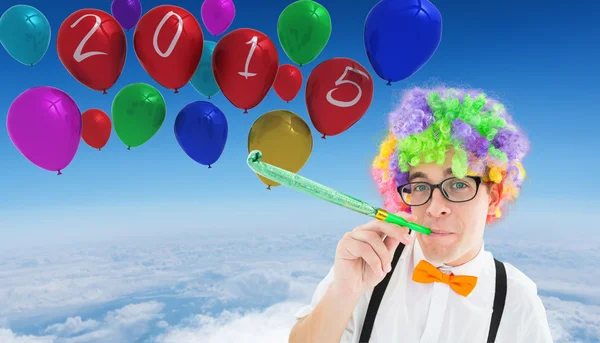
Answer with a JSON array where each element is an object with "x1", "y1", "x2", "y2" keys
[
  {"x1": 201, "y1": 0, "x2": 236, "y2": 36},
  {"x1": 7, "y1": 86, "x2": 82, "y2": 174},
  {"x1": 111, "y1": 0, "x2": 142, "y2": 31}
]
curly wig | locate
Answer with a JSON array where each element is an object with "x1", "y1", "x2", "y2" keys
[{"x1": 371, "y1": 87, "x2": 530, "y2": 224}]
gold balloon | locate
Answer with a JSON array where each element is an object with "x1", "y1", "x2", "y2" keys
[{"x1": 248, "y1": 110, "x2": 313, "y2": 189}]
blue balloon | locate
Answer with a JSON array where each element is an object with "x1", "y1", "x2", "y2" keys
[
  {"x1": 364, "y1": 0, "x2": 442, "y2": 84},
  {"x1": 0, "y1": 5, "x2": 51, "y2": 66},
  {"x1": 189, "y1": 41, "x2": 220, "y2": 98},
  {"x1": 174, "y1": 101, "x2": 228, "y2": 168}
]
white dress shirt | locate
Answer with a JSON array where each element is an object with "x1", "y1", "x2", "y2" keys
[{"x1": 294, "y1": 236, "x2": 554, "y2": 343}]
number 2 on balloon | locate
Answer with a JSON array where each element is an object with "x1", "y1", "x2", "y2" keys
[
  {"x1": 71, "y1": 14, "x2": 107, "y2": 62},
  {"x1": 239, "y1": 36, "x2": 258, "y2": 79},
  {"x1": 326, "y1": 67, "x2": 370, "y2": 108}
]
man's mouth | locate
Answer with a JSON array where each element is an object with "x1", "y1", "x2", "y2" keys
[{"x1": 428, "y1": 228, "x2": 454, "y2": 237}]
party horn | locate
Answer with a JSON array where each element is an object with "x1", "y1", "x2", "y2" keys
[{"x1": 247, "y1": 150, "x2": 431, "y2": 235}]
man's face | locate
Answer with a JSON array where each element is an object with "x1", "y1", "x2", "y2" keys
[{"x1": 407, "y1": 151, "x2": 500, "y2": 266}]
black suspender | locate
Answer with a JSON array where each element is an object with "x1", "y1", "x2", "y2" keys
[{"x1": 358, "y1": 242, "x2": 508, "y2": 343}]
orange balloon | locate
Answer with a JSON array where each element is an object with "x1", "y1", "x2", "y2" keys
[{"x1": 81, "y1": 109, "x2": 112, "y2": 150}]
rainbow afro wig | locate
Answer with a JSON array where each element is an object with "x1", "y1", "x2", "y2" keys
[{"x1": 371, "y1": 87, "x2": 530, "y2": 224}]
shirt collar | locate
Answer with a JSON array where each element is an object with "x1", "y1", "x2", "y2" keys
[{"x1": 412, "y1": 237, "x2": 486, "y2": 277}]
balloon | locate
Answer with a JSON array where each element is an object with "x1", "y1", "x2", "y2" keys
[
  {"x1": 248, "y1": 110, "x2": 313, "y2": 189},
  {"x1": 134, "y1": 5, "x2": 204, "y2": 93},
  {"x1": 190, "y1": 40, "x2": 219, "y2": 98},
  {"x1": 273, "y1": 64, "x2": 302, "y2": 103},
  {"x1": 364, "y1": 0, "x2": 442, "y2": 84},
  {"x1": 111, "y1": 0, "x2": 142, "y2": 31},
  {"x1": 7, "y1": 87, "x2": 82, "y2": 174},
  {"x1": 277, "y1": 0, "x2": 331, "y2": 67},
  {"x1": 201, "y1": 0, "x2": 236, "y2": 36},
  {"x1": 57, "y1": 9, "x2": 126, "y2": 94},
  {"x1": 305, "y1": 58, "x2": 374, "y2": 138},
  {"x1": 111, "y1": 83, "x2": 166, "y2": 149},
  {"x1": 0, "y1": 5, "x2": 51, "y2": 66},
  {"x1": 174, "y1": 101, "x2": 228, "y2": 168},
  {"x1": 81, "y1": 109, "x2": 112, "y2": 150},
  {"x1": 213, "y1": 28, "x2": 279, "y2": 113}
]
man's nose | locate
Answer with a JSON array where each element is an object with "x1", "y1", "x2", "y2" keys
[{"x1": 426, "y1": 188, "x2": 451, "y2": 217}]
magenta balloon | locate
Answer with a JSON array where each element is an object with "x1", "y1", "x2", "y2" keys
[
  {"x1": 201, "y1": 0, "x2": 236, "y2": 36},
  {"x1": 7, "y1": 86, "x2": 82, "y2": 174}
]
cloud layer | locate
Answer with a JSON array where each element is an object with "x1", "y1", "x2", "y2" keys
[{"x1": 0, "y1": 232, "x2": 598, "y2": 342}]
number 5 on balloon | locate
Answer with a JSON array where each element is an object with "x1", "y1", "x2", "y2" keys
[
  {"x1": 326, "y1": 66, "x2": 370, "y2": 108},
  {"x1": 239, "y1": 36, "x2": 258, "y2": 79}
]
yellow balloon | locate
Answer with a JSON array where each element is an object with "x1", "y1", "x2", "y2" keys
[{"x1": 248, "y1": 110, "x2": 313, "y2": 189}]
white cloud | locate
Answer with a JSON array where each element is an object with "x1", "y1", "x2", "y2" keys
[
  {"x1": 155, "y1": 301, "x2": 301, "y2": 343},
  {"x1": 44, "y1": 317, "x2": 99, "y2": 336},
  {"x1": 0, "y1": 231, "x2": 598, "y2": 342},
  {"x1": 0, "y1": 329, "x2": 54, "y2": 343}
]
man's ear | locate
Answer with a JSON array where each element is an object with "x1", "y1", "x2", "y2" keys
[{"x1": 487, "y1": 183, "x2": 502, "y2": 216}]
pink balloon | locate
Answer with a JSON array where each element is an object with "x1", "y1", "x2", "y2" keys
[
  {"x1": 201, "y1": 0, "x2": 236, "y2": 36},
  {"x1": 7, "y1": 86, "x2": 82, "y2": 175}
]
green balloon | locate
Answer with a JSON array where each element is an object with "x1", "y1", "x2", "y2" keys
[
  {"x1": 111, "y1": 83, "x2": 166, "y2": 149},
  {"x1": 277, "y1": 0, "x2": 332, "y2": 67}
]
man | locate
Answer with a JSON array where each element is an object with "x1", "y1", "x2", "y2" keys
[{"x1": 288, "y1": 87, "x2": 553, "y2": 343}]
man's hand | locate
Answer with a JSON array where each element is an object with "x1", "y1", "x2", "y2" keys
[{"x1": 331, "y1": 213, "x2": 416, "y2": 297}]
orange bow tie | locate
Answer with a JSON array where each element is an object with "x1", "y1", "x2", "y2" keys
[{"x1": 412, "y1": 260, "x2": 478, "y2": 297}]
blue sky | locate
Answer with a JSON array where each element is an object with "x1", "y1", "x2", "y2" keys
[{"x1": 0, "y1": 0, "x2": 599, "y2": 245}]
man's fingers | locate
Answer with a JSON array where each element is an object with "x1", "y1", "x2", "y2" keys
[
  {"x1": 354, "y1": 217, "x2": 416, "y2": 245},
  {"x1": 351, "y1": 230, "x2": 392, "y2": 271},
  {"x1": 344, "y1": 238, "x2": 385, "y2": 276}
]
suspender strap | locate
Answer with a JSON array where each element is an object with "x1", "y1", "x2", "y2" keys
[
  {"x1": 487, "y1": 258, "x2": 507, "y2": 343},
  {"x1": 358, "y1": 245, "x2": 508, "y2": 343},
  {"x1": 358, "y1": 241, "x2": 406, "y2": 343}
]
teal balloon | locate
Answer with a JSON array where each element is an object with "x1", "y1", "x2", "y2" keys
[
  {"x1": 0, "y1": 5, "x2": 51, "y2": 66},
  {"x1": 190, "y1": 40, "x2": 220, "y2": 98}
]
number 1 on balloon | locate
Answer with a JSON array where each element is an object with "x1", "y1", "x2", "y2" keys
[{"x1": 239, "y1": 36, "x2": 258, "y2": 79}]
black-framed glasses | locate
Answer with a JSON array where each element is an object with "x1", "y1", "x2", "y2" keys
[{"x1": 397, "y1": 176, "x2": 483, "y2": 206}]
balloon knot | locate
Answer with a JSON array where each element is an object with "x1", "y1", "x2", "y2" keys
[
  {"x1": 208, "y1": 96, "x2": 211, "y2": 99},
  {"x1": 299, "y1": 64, "x2": 303, "y2": 68},
  {"x1": 103, "y1": 89, "x2": 107, "y2": 95},
  {"x1": 127, "y1": 146, "x2": 131, "y2": 150},
  {"x1": 321, "y1": 134, "x2": 326, "y2": 139},
  {"x1": 208, "y1": 165, "x2": 212, "y2": 168},
  {"x1": 57, "y1": 170, "x2": 62, "y2": 175},
  {"x1": 286, "y1": 101, "x2": 289, "y2": 103},
  {"x1": 174, "y1": 89, "x2": 179, "y2": 94},
  {"x1": 386, "y1": 80, "x2": 391, "y2": 86},
  {"x1": 30, "y1": 64, "x2": 34, "y2": 67},
  {"x1": 244, "y1": 109, "x2": 248, "y2": 114},
  {"x1": 267, "y1": 185, "x2": 271, "y2": 190},
  {"x1": 98, "y1": 148, "x2": 101, "y2": 151}
]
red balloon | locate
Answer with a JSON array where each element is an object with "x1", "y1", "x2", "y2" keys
[
  {"x1": 57, "y1": 9, "x2": 126, "y2": 94},
  {"x1": 213, "y1": 28, "x2": 279, "y2": 113},
  {"x1": 81, "y1": 109, "x2": 112, "y2": 150},
  {"x1": 273, "y1": 64, "x2": 303, "y2": 103},
  {"x1": 134, "y1": 5, "x2": 203, "y2": 93},
  {"x1": 306, "y1": 58, "x2": 374, "y2": 138}
]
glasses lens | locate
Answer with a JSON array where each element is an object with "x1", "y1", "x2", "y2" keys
[
  {"x1": 442, "y1": 177, "x2": 478, "y2": 202},
  {"x1": 399, "y1": 182, "x2": 431, "y2": 206},
  {"x1": 399, "y1": 177, "x2": 479, "y2": 205}
]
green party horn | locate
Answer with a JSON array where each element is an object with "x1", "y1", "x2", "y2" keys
[{"x1": 247, "y1": 150, "x2": 431, "y2": 235}]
